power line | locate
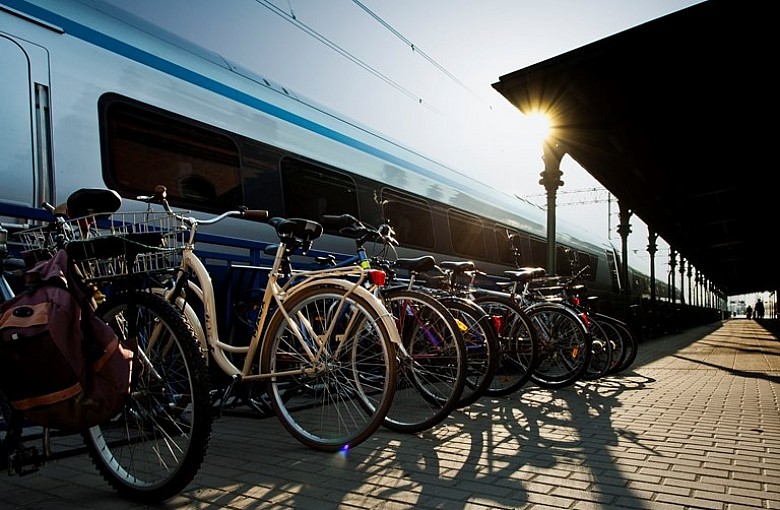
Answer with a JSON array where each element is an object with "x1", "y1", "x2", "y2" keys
[
  {"x1": 350, "y1": 0, "x2": 479, "y2": 99},
  {"x1": 254, "y1": 0, "x2": 441, "y2": 114}
]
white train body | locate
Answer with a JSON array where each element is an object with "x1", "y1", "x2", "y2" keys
[{"x1": 2, "y1": 0, "x2": 647, "y2": 318}]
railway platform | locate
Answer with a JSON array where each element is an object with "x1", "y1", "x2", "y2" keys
[{"x1": 2, "y1": 318, "x2": 779, "y2": 509}]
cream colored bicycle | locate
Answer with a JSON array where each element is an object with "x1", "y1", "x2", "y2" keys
[{"x1": 139, "y1": 186, "x2": 399, "y2": 452}]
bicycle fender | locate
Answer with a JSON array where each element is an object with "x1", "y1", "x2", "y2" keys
[{"x1": 289, "y1": 277, "x2": 400, "y2": 346}]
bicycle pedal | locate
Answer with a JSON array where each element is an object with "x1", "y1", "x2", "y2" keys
[{"x1": 9, "y1": 445, "x2": 44, "y2": 476}]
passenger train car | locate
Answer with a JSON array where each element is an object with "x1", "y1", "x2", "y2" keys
[{"x1": 0, "y1": 0, "x2": 669, "y2": 325}]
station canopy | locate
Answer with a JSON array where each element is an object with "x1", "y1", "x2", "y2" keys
[{"x1": 492, "y1": 0, "x2": 774, "y2": 297}]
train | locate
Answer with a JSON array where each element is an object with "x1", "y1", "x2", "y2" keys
[{"x1": 1, "y1": 0, "x2": 676, "y2": 330}]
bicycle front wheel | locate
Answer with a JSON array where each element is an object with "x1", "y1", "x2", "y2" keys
[
  {"x1": 260, "y1": 284, "x2": 397, "y2": 452},
  {"x1": 437, "y1": 296, "x2": 499, "y2": 408},
  {"x1": 527, "y1": 302, "x2": 592, "y2": 389},
  {"x1": 581, "y1": 316, "x2": 613, "y2": 381},
  {"x1": 596, "y1": 313, "x2": 638, "y2": 375},
  {"x1": 85, "y1": 291, "x2": 212, "y2": 503}
]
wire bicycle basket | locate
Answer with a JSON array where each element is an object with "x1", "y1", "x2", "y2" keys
[{"x1": 16, "y1": 210, "x2": 188, "y2": 282}]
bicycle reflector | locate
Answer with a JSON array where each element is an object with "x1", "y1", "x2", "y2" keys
[
  {"x1": 491, "y1": 315, "x2": 502, "y2": 333},
  {"x1": 367, "y1": 269, "x2": 386, "y2": 286}
]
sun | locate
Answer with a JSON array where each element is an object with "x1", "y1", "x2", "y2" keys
[{"x1": 521, "y1": 111, "x2": 551, "y2": 146}]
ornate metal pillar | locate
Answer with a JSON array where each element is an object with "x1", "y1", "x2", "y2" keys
[
  {"x1": 679, "y1": 258, "x2": 686, "y2": 304},
  {"x1": 540, "y1": 140, "x2": 564, "y2": 275},
  {"x1": 647, "y1": 229, "x2": 658, "y2": 303},
  {"x1": 687, "y1": 264, "x2": 693, "y2": 305},
  {"x1": 616, "y1": 202, "x2": 633, "y2": 298},
  {"x1": 669, "y1": 249, "x2": 677, "y2": 303}
]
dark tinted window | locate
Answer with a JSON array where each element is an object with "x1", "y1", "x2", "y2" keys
[
  {"x1": 101, "y1": 95, "x2": 242, "y2": 211},
  {"x1": 281, "y1": 158, "x2": 358, "y2": 222},
  {"x1": 448, "y1": 210, "x2": 485, "y2": 259},
  {"x1": 381, "y1": 190, "x2": 434, "y2": 249},
  {"x1": 496, "y1": 227, "x2": 528, "y2": 266},
  {"x1": 528, "y1": 237, "x2": 547, "y2": 268}
]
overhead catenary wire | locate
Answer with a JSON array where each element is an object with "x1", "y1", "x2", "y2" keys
[
  {"x1": 350, "y1": 0, "x2": 479, "y2": 98},
  {"x1": 254, "y1": 0, "x2": 441, "y2": 114}
]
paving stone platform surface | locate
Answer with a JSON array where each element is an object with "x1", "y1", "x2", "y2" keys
[{"x1": 2, "y1": 318, "x2": 779, "y2": 509}]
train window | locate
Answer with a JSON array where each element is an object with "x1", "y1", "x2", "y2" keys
[
  {"x1": 100, "y1": 95, "x2": 242, "y2": 211},
  {"x1": 240, "y1": 140, "x2": 284, "y2": 214},
  {"x1": 280, "y1": 158, "x2": 358, "y2": 222},
  {"x1": 528, "y1": 237, "x2": 546, "y2": 268},
  {"x1": 448, "y1": 210, "x2": 485, "y2": 259},
  {"x1": 496, "y1": 227, "x2": 528, "y2": 266},
  {"x1": 557, "y1": 245, "x2": 576, "y2": 275},
  {"x1": 577, "y1": 251, "x2": 598, "y2": 282},
  {"x1": 381, "y1": 190, "x2": 434, "y2": 249}
]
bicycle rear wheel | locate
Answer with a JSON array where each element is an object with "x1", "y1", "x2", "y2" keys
[
  {"x1": 85, "y1": 291, "x2": 212, "y2": 502},
  {"x1": 260, "y1": 284, "x2": 397, "y2": 452},
  {"x1": 473, "y1": 295, "x2": 538, "y2": 396},
  {"x1": 381, "y1": 288, "x2": 466, "y2": 433},
  {"x1": 527, "y1": 302, "x2": 592, "y2": 389}
]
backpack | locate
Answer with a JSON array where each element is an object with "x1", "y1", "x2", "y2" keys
[{"x1": 0, "y1": 249, "x2": 134, "y2": 431}]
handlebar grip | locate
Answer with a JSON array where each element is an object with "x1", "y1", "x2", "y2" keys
[{"x1": 240, "y1": 209, "x2": 269, "y2": 222}]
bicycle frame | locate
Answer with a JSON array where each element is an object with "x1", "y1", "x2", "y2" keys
[{"x1": 161, "y1": 214, "x2": 398, "y2": 382}]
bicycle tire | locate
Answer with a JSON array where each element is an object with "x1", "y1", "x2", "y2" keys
[
  {"x1": 526, "y1": 302, "x2": 592, "y2": 389},
  {"x1": 580, "y1": 317, "x2": 613, "y2": 380},
  {"x1": 592, "y1": 316, "x2": 626, "y2": 375},
  {"x1": 473, "y1": 295, "x2": 538, "y2": 396},
  {"x1": 84, "y1": 291, "x2": 212, "y2": 502},
  {"x1": 260, "y1": 284, "x2": 397, "y2": 452},
  {"x1": 436, "y1": 296, "x2": 499, "y2": 408},
  {"x1": 597, "y1": 314, "x2": 638, "y2": 374},
  {"x1": 381, "y1": 288, "x2": 467, "y2": 433}
]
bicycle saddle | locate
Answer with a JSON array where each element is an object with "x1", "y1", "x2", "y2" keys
[
  {"x1": 65, "y1": 188, "x2": 122, "y2": 218},
  {"x1": 269, "y1": 217, "x2": 323, "y2": 243}
]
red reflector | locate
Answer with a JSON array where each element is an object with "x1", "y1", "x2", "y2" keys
[
  {"x1": 571, "y1": 296, "x2": 580, "y2": 307},
  {"x1": 491, "y1": 315, "x2": 502, "y2": 332},
  {"x1": 368, "y1": 269, "x2": 386, "y2": 286},
  {"x1": 579, "y1": 312, "x2": 590, "y2": 327}
]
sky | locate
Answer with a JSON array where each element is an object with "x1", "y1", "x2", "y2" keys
[{"x1": 100, "y1": 0, "x2": 705, "y2": 281}]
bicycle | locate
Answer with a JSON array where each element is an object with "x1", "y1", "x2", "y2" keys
[
  {"x1": 523, "y1": 269, "x2": 614, "y2": 381},
  {"x1": 544, "y1": 270, "x2": 638, "y2": 376},
  {"x1": 411, "y1": 260, "x2": 503, "y2": 407},
  {"x1": 316, "y1": 214, "x2": 467, "y2": 433},
  {"x1": 466, "y1": 232, "x2": 595, "y2": 390},
  {"x1": 1, "y1": 189, "x2": 212, "y2": 503},
  {"x1": 140, "y1": 186, "x2": 400, "y2": 452},
  {"x1": 486, "y1": 267, "x2": 592, "y2": 389}
]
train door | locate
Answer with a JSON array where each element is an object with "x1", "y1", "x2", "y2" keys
[{"x1": 0, "y1": 33, "x2": 52, "y2": 218}]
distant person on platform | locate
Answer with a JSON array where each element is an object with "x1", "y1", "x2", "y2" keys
[
  {"x1": 755, "y1": 300, "x2": 765, "y2": 319},
  {"x1": 745, "y1": 305, "x2": 753, "y2": 319}
]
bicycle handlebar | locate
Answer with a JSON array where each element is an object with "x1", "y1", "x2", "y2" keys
[
  {"x1": 320, "y1": 214, "x2": 398, "y2": 247},
  {"x1": 136, "y1": 185, "x2": 268, "y2": 226}
]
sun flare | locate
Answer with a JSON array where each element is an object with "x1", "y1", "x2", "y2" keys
[{"x1": 521, "y1": 111, "x2": 551, "y2": 146}]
